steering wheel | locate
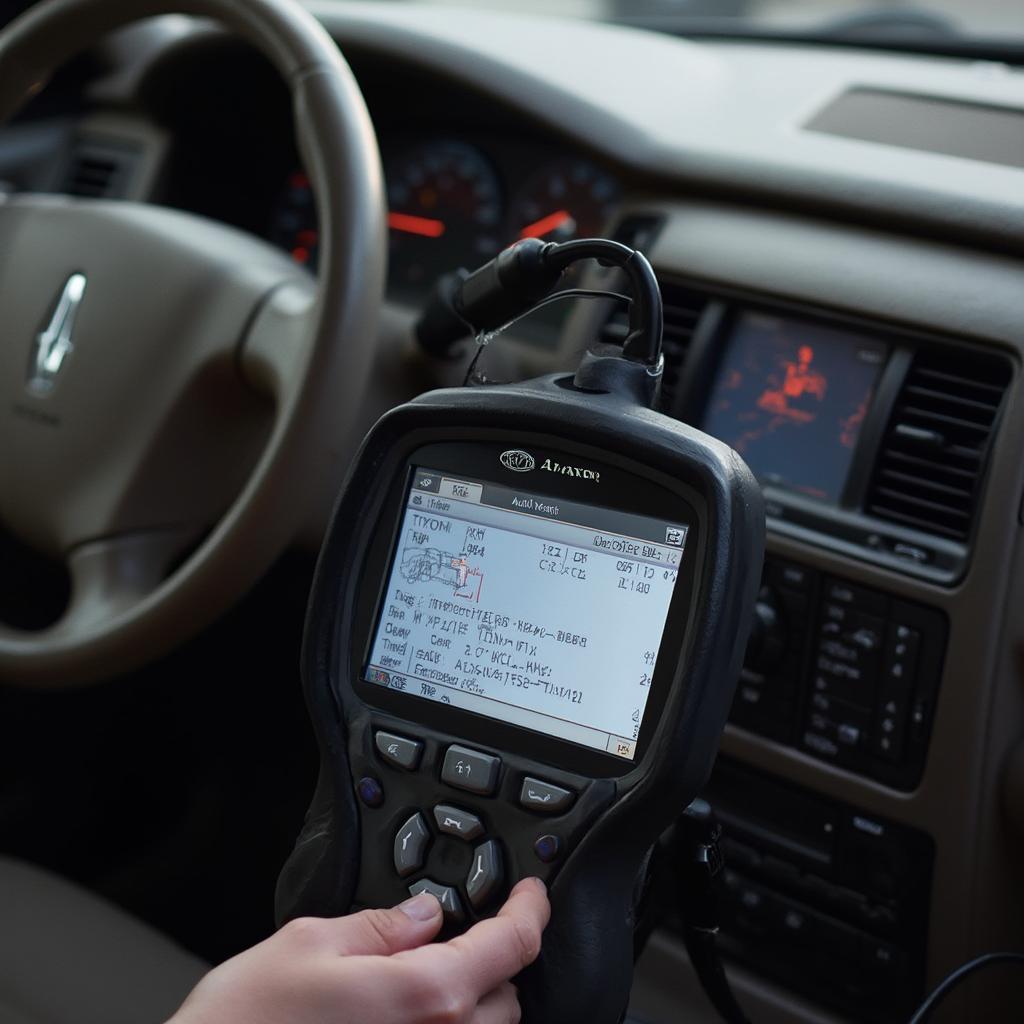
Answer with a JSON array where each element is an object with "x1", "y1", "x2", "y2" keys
[{"x1": 0, "y1": 0, "x2": 385, "y2": 686}]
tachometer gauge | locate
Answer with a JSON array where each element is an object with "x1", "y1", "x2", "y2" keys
[
  {"x1": 508, "y1": 158, "x2": 619, "y2": 243},
  {"x1": 386, "y1": 141, "x2": 503, "y2": 297}
]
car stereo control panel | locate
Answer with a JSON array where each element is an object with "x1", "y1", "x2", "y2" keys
[
  {"x1": 734, "y1": 555, "x2": 947, "y2": 790},
  {"x1": 702, "y1": 760, "x2": 933, "y2": 1023}
]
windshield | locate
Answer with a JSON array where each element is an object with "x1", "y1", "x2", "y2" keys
[{"x1": 392, "y1": 1, "x2": 1024, "y2": 52}]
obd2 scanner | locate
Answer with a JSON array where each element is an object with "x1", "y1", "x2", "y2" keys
[{"x1": 276, "y1": 238, "x2": 765, "y2": 1024}]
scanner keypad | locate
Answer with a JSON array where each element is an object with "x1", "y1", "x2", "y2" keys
[{"x1": 371, "y1": 730, "x2": 581, "y2": 926}]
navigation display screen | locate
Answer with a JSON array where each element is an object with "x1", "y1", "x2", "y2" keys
[
  {"x1": 364, "y1": 467, "x2": 688, "y2": 760},
  {"x1": 702, "y1": 311, "x2": 887, "y2": 504}
]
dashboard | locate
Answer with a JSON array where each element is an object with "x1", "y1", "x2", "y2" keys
[
  {"x1": 4, "y1": 4, "x2": 1024, "y2": 1023},
  {"x1": 266, "y1": 138, "x2": 619, "y2": 347},
  {"x1": 269, "y1": 143, "x2": 618, "y2": 300}
]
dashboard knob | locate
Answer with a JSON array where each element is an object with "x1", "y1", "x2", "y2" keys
[{"x1": 745, "y1": 586, "x2": 787, "y2": 673}]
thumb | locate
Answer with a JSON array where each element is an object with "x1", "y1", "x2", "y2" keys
[{"x1": 330, "y1": 892, "x2": 444, "y2": 956}]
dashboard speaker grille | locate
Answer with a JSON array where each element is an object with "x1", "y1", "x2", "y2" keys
[
  {"x1": 63, "y1": 140, "x2": 137, "y2": 198},
  {"x1": 866, "y1": 348, "x2": 1012, "y2": 541},
  {"x1": 597, "y1": 277, "x2": 710, "y2": 413}
]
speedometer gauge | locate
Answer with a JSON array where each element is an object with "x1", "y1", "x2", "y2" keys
[
  {"x1": 508, "y1": 158, "x2": 619, "y2": 243},
  {"x1": 386, "y1": 142, "x2": 502, "y2": 297}
]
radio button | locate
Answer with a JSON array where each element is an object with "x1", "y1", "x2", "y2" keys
[
  {"x1": 824, "y1": 579, "x2": 887, "y2": 615},
  {"x1": 519, "y1": 777, "x2": 574, "y2": 813},
  {"x1": 394, "y1": 812, "x2": 431, "y2": 878},
  {"x1": 882, "y1": 626, "x2": 920, "y2": 689},
  {"x1": 375, "y1": 731, "x2": 423, "y2": 771},
  {"x1": 837, "y1": 723, "x2": 862, "y2": 747},
  {"x1": 441, "y1": 745, "x2": 500, "y2": 795},
  {"x1": 803, "y1": 731, "x2": 839, "y2": 759},
  {"x1": 768, "y1": 560, "x2": 813, "y2": 593},
  {"x1": 433, "y1": 804, "x2": 484, "y2": 841},
  {"x1": 845, "y1": 613, "x2": 885, "y2": 654},
  {"x1": 466, "y1": 839, "x2": 503, "y2": 910},
  {"x1": 872, "y1": 711, "x2": 907, "y2": 762},
  {"x1": 407, "y1": 878, "x2": 465, "y2": 924}
]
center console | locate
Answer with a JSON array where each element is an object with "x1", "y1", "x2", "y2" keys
[
  {"x1": 588, "y1": 225, "x2": 1016, "y2": 1022},
  {"x1": 702, "y1": 760, "x2": 934, "y2": 1023},
  {"x1": 735, "y1": 555, "x2": 947, "y2": 790}
]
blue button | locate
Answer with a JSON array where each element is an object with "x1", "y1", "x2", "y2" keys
[
  {"x1": 534, "y1": 834, "x2": 561, "y2": 863},
  {"x1": 357, "y1": 776, "x2": 384, "y2": 808}
]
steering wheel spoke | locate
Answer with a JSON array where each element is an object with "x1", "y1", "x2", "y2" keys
[
  {"x1": 61, "y1": 529, "x2": 197, "y2": 631},
  {"x1": 239, "y1": 278, "x2": 318, "y2": 400},
  {"x1": 0, "y1": 528, "x2": 195, "y2": 682}
]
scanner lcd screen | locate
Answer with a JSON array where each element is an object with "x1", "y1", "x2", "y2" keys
[{"x1": 364, "y1": 466, "x2": 688, "y2": 760}]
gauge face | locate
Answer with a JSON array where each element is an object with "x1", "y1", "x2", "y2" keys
[
  {"x1": 386, "y1": 142, "x2": 502, "y2": 296},
  {"x1": 268, "y1": 170, "x2": 319, "y2": 268},
  {"x1": 507, "y1": 158, "x2": 619, "y2": 244}
]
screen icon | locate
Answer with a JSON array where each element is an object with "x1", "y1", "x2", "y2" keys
[{"x1": 665, "y1": 527, "x2": 686, "y2": 547}]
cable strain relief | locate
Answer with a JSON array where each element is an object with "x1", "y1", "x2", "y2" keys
[{"x1": 572, "y1": 344, "x2": 662, "y2": 407}]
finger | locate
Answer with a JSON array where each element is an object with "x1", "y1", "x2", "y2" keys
[
  {"x1": 470, "y1": 982, "x2": 522, "y2": 1024},
  {"x1": 397, "y1": 877, "x2": 550, "y2": 1002},
  {"x1": 285, "y1": 892, "x2": 444, "y2": 957}
]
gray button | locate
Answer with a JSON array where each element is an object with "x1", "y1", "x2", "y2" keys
[
  {"x1": 519, "y1": 777, "x2": 574, "y2": 813},
  {"x1": 433, "y1": 804, "x2": 485, "y2": 841},
  {"x1": 466, "y1": 839, "x2": 503, "y2": 910},
  {"x1": 408, "y1": 878, "x2": 465, "y2": 924},
  {"x1": 441, "y1": 745, "x2": 500, "y2": 795},
  {"x1": 394, "y1": 812, "x2": 430, "y2": 878},
  {"x1": 375, "y1": 731, "x2": 423, "y2": 770}
]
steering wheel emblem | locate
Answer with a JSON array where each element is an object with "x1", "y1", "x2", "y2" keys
[{"x1": 28, "y1": 272, "x2": 86, "y2": 394}]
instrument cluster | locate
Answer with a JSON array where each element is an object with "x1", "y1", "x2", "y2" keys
[{"x1": 268, "y1": 138, "x2": 620, "y2": 312}]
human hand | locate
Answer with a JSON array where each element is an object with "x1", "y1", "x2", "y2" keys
[{"x1": 167, "y1": 876, "x2": 550, "y2": 1024}]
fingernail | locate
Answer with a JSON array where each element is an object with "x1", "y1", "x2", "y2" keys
[
  {"x1": 519, "y1": 876, "x2": 546, "y2": 894},
  {"x1": 398, "y1": 892, "x2": 441, "y2": 921}
]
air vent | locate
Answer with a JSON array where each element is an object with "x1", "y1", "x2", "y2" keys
[
  {"x1": 63, "y1": 140, "x2": 137, "y2": 198},
  {"x1": 866, "y1": 348, "x2": 1012, "y2": 541},
  {"x1": 596, "y1": 278, "x2": 710, "y2": 413}
]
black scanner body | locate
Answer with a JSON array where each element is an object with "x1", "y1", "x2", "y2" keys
[{"x1": 276, "y1": 375, "x2": 765, "y2": 1024}]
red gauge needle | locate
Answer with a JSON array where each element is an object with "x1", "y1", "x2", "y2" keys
[
  {"x1": 518, "y1": 209, "x2": 573, "y2": 239},
  {"x1": 388, "y1": 212, "x2": 446, "y2": 237}
]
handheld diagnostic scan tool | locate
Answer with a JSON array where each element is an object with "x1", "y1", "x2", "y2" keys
[{"x1": 276, "y1": 237, "x2": 765, "y2": 1024}]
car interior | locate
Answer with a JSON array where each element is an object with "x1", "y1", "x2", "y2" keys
[{"x1": 1, "y1": 1, "x2": 1023, "y2": 1022}]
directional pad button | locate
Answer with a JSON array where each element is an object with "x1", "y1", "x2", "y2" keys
[
  {"x1": 394, "y1": 812, "x2": 430, "y2": 878},
  {"x1": 408, "y1": 878, "x2": 465, "y2": 924},
  {"x1": 466, "y1": 839, "x2": 503, "y2": 911}
]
